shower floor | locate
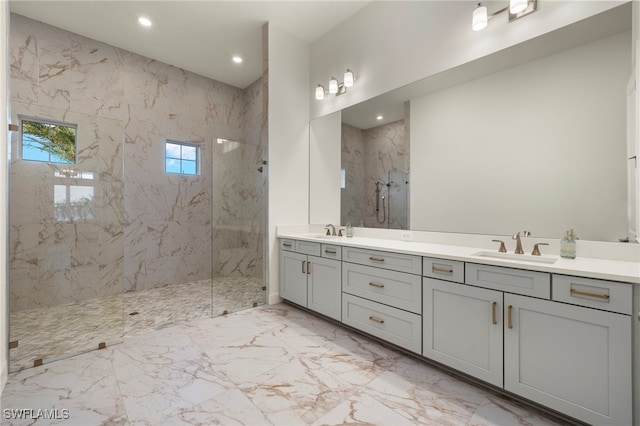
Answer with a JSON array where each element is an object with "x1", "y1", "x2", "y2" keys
[{"x1": 8, "y1": 277, "x2": 265, "y2": 372}]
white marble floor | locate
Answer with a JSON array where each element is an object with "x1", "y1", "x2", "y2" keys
[
  {"x1": 1, "y1": 303, "x2": 566, "y2": 426},
  {"x1": 9, "y1": 277, "x2": 265, "y2": 372}
]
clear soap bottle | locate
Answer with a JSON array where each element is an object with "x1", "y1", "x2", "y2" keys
[
  {"x1": 560, "y1": 229, "x2": 576, "y2": 259},
  {"x1": 346, "y1": 222, "x2": 353, "y2": 238}
]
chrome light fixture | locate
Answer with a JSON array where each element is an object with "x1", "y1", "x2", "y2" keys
[
  {"x1": 510, "y1": 0, "x2": 528, "y2": 14},
  {"x1": 344, "y1": 69, "x2": 354, "y2": 88},
  {"x1": 472, "y1": 3, "x2": 488, "y2": 31},
  {"x1": 328, "y1": 77, "x2": 339, "y2": 94},
  {"x1": 472, "y1": 0, "x2": 537, "y2": 31},
  {"x1": 315, "y1": 69, "x2": 355, "y2": 101}
]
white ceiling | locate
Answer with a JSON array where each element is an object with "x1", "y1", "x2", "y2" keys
[{"x1": 9, "y1": 0, "x2": 371, "y2": 89}]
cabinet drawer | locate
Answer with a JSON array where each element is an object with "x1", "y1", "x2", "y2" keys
[
  {"x1": 423, "y1": 257, "x2": 464, "y2": 283},
  {"x1": 342, "y1": 293, "x2": 422, "y2": 354},
  {"x1": 280, "y1": 239, "x2": 295, "y2": 251},
  {"x1": 466, "y1": 263, "x2": 550, "y2": 299},
  {"x1": 343, "y1": 263, "x2": 421, "y2": 314},
  {"x1": 552, "y1": 275, "x2": 632, "y2": 315},
  {"x1": 321, "y1": 244, "x2": 342, "y2": 260},
  {"x1": 343, "y1": 247, "x2": 422, "y2": 275},
  {"x1": 295, "y1": 240, "x2": 321, "y2": 256}
]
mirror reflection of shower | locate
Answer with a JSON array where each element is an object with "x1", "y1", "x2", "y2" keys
[{"x1": 375, "y1": 180, "x2": 390, "y2": 224}]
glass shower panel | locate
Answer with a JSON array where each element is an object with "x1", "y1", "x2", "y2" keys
[
  {"x1": 8, "y1": 104, "x2": 124, "y2": 372},
  {"x1": 211, "y1": 138, "x2": 266, "y2": 316},
  {"x1": 388, "y1": 171, "x2": 409, "y2": 230}
]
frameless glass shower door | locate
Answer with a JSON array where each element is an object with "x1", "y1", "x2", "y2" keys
[{"x1": 8, "y1": 104, "x2": 124, "y2": 371}]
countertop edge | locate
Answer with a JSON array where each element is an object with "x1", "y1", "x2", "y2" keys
[{"x1": 277, "y1": 232, "x2": 640, "y2": 284}]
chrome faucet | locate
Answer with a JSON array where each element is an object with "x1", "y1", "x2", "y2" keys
[
  {"x1": 512, "y1": 232, "x2": 524, "y2": 254},
  {"x1": 325, "y1": 224, "x2": 336, "y2": 236}
]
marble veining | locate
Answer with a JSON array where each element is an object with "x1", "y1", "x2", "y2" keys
[
  {"x1": 341, "y1": 120, "x2": 409, "y2": 229},
  {"x1": 2, "y1": 303, "x2": 565, "y2": 426},
  {"x1": 9, "y1": 277, "x2": 265, "y2": 373}
]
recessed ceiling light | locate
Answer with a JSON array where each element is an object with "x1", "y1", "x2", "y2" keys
[
  {"x1": 232, "y1": 56, "x2": 243, "y2": 64},
  {"x1": 376, "y1": 115, "x2": 384, "y2": 120},
  {"x1": 138, "y1": 17, "x2": 152, "y2": 27}
]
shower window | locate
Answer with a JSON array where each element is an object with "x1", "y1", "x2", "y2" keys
[
  {"x1": 165, "y1": 140, "x2": 199, "y2": 175},
  {"x1": 20, "y1": 117, "x2": 77, "y2": 164}
]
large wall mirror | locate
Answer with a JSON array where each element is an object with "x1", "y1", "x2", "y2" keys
[{"x1": 310, "y1": 3, "x2": 636, "y2": 243}]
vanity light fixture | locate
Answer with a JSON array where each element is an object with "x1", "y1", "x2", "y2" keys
[
  {"x1": 329, "y1": 77, "x2": 339, "y2": 95},
  {"x1": 472, "y1": 3, "x2": 488, "y2": 31},
  {"x1": 314, "y1": 69, "x2": 356, "y2": 100},
  {"x1": 472, "y1": 0, "x2": 537, "y2": 31}
]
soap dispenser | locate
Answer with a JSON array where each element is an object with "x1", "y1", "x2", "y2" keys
[
  {"x1": 346, "y1": 222, "x2": 353, "y2": 238},
  {"x1": 560, "y1": 229, "x2": 576, "y2": 259}
]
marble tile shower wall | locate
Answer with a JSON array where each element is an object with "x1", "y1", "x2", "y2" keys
[
  {"x1": 341, "y1": 120, "x2": 407, "y2": 229},
  {"x1": 9, "y1": 14, "x2": 265, "y2": 302}
]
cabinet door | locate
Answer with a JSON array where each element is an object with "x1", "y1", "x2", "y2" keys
[
  {"x1": 423, "y1": 278, "x2": 503, "y2": 387},
  {"x1": 504, "y1": 294, "x2": 632, "y2": 426},
  {"x1": 307, "y1": 256, "x2": 341, "y2": 321},
  {"x1": 280, "y1": 250, "x2": 308, "y2": 307}
]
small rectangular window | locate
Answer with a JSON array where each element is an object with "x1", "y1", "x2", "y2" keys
[
  {"x1": 165, "y1": 141, "x2": 199, "y2": 175},
  {"x1": 21, "y1": 117, "x2": 77, "y2": 164}
]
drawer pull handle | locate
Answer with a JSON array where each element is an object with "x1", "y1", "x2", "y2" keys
[
  {"x1": 368, "y1": 282, "x2": 385, "y2": 289},
  {"x1": 307, "y1": 261, "x2": 311, "y2": 275},
  {"x1": 283, "y1": 243, "x2": 292, "y2": 247},
  {"x1": 302, "y1": 261, "x2": 306, "y2": 274},
  {"x1": 432, "y1": 266, "x2": 453, "y2": 274},
  {"x1": 570, "y1": 289, "x2": 610, "y2": 300},
  {"x1": 507, "y1": 305, "x2": 513, "y2": 329},
  {"x1": 369, "y1": 256, "x2": 385, "y2": 262},
  {"x1": 492, "y1": 301, "x2": 497, "y2": 325},
  {"x1": 368, "y1": 315, "x2": 385, "y2": 324},
  {"x1": 325, "y1": 249, "x2": 337, "y2": 254}
]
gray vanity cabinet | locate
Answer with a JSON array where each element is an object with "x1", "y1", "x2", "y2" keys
[
  {"x1": 279, "y1": 239, "x2": 342, "y2": 321},
  {"x1": 423, "y1": 278, "x2": 504, "y2": 387},
  {"x1": 504, "y1": 285, "x2": 632, "y2": 426}
]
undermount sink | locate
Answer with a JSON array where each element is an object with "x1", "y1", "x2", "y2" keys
[
  {"x1": 302, "y1": 233, "x2": 340, "y2": 239},
  {"x1": 471, "y1": 250, "x2": 558, "y2": 264}
]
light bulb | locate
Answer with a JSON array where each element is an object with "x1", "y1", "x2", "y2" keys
[
  {"x1": 315, "y1": 84, "x2": 325, "y2": 101},
  {"x1": 138, "y1": 17, "x2": 152, "y2": 27},
  {"x1": 344, "y1": 69, "x2": 354, "y2": 88},
  {"x1": 328, "y1": 77, "x2": 339, "y2": 94},
  {"x1": 510, "y1": 0, "x2": 528, "y2": 14},
  {"x1": 472, "y1": 3, "x2": 488, "y2": 31}
]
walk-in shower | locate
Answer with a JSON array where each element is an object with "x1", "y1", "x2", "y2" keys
[{"x1": 8, "y1": 14, "x2": 267, "y2": 372}]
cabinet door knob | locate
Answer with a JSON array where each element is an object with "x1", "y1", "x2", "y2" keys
[
  {"x1": 302, "y1": 260, "x2": 306, "y2": 274},
  {"x1": 307, "y1": 261, "x2": 311, "y2": 275},
  {"x1": 507, "y1": 305, "x2": 513, "y2": 329},
  {"x1": 492, "y1": 301, "x2": 498, "y2": 325}
]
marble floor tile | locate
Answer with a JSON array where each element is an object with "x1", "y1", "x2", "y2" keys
[
  {"x1": 9, "y1": 277, "x2": 265, "y2": 372},
  {"x1": 2, "y1": 302, "x2": 570, "y2": 426}
]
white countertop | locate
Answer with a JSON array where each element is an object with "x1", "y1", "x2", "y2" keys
[{"x1": 277, "y1": 230, "x2": 640, "y2": 284}]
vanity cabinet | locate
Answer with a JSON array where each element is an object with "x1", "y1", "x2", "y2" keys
[
  {"x1": 423, "y1": 261, "x2": 632, "y2": 426},
  {"x1": 279, "y1": 236, "x2": 635, "y2": 425},
  {"x1": 423, "y1": 278, "x2": 504, "y2": 387},
  {"x1": 279, "y1": 239, "x2": 342, "y2": 321},
  {"x1": 504, "y1": 293, "x2": 632, "y2": 426},
  {"x1": 341, "y1": 247, "x2": 422, "y2": 353}
]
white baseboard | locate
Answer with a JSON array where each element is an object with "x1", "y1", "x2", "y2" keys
[{"x1": 1, "y1": 360, "x2": 7, "y2": 394}]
